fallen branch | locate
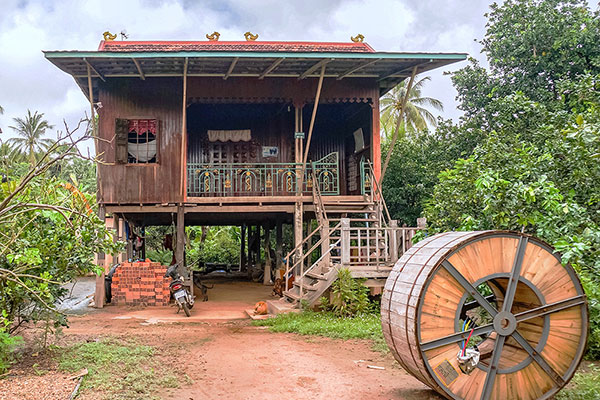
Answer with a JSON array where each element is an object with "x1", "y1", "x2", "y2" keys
[{"x1": 69, "y1": 368, "x2": 88, "y2": 400}]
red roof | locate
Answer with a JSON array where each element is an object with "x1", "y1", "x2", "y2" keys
[{"x1": 98, "y1": 40, "x2": 375, "y2": 53}]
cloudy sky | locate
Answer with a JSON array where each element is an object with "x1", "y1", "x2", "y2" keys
[{"x1": 0, "y1": 0, "x2": 492, "y2": 142}]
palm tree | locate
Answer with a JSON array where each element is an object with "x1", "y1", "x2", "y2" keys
[
  {"x1": 8, "y1": 110, "x2": 54, "y2": 165},
  {"x1": 380, "y1": 76, "x2": 443, "y2": 140}
]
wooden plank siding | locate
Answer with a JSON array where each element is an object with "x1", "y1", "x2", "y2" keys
[
  {"x1": 97, "y1": 78, "x2": 183, "y2": 204},
  {"x1": 97, "y1": 76, "x2": 380, "y2": 205}
]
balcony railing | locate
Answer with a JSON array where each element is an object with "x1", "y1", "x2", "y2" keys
[{"x1": 187, "y1": 152, "x2": 339, "y2": 197}]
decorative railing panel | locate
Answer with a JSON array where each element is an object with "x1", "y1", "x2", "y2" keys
[
  {"x1": 360, "y1": 158, "x2": 372, "y2": 196},
  {"x1": 187, "y1": 152, "x2": 339, "y2": 197}
]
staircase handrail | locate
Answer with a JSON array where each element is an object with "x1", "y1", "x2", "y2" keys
[
  {"x1": 311, "y1": 167, "x2": 328, "y2": 223},
  {"x1": 284, "y1": 224, "x2": 321, "y2": 263},
  {"x1": 284, "y1": 222, "x2": 341, "y2": 291},
  {"x1": 367, "y1": 159, "x2": 392, "y2": 226},
  {"x1": 286, "y1": 222, "x2": 341, "y2": 272}
]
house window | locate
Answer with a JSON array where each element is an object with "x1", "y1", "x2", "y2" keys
[{"x1": 115, "y1": 118, "x2": 158, "y2": 164}]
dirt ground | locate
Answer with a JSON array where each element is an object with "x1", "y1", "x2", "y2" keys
[{"x1": 1, "y1": 278, "x2": 438, "y2": 400}]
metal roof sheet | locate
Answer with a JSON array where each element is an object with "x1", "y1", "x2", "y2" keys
[{"x1": 44, "y1": 42, "x2": 467, "y2": 98}]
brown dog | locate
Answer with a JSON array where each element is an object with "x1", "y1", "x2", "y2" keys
[
  {"x1": 271, "y1": 276, "x2": 294, "y2": 297},
  {"x1": 254, "y1": 301, "x2": 268, "y2": 315},
  {"x1": 272, "y1": 278, "x2": 284, "y2": 297}
]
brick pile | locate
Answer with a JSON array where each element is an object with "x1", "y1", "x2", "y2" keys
[{"x1": 111, "y1": 261, "x2": 171, "y2": 306}]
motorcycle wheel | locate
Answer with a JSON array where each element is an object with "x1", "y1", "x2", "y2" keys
[{"x1": 182, "y1": 302, "x2": 191, "y2": 317}]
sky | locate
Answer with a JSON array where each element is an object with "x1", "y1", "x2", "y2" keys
[{"x1": 0, "y1": 0, "x2": 492, "y2": 143}]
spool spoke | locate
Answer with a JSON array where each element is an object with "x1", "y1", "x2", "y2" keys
[
  {"x1": 515, "y1": 295, "x2": 586, "y2": 323},
  {"x1": 420, "y1": 323, "x2": 495, "y2": 351},
  {"x1": 502, "y1": 237, "x2": 528, "y2": 313},
  {"x1": 442, "y1": 260, "x2": 498, "y2": 317},
  {"x1": 511, "y1": 330, "x2": 565, "y2": 386},
  {"x1": 480, "y1": 335, "x2": 506, "y2": 400}
]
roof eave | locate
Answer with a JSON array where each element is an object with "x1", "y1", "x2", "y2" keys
[{"x1": 44, "y1": 50, "x2": 468, "y2": 60}]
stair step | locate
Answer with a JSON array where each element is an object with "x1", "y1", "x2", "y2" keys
[
  {"x1": 293, "y1": 281, "x2": 318, "y2": 291},
  {"x1": 283, "y1": 290, "x2": 301, "y2": 301},
  {"x1": 306, "y1": 271, "x2": 328, "y2": 280}
]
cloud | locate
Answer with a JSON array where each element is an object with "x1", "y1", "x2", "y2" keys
[{"x1": 0, "y1": 0, "x2": 490, "y2": 141}]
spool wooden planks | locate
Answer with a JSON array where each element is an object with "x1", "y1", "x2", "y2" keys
[{"x1": 381, "y1": 231, "x2": 588, "y2": 400}]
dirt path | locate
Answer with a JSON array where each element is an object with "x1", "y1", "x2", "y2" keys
[
  {"x1": 161, "y1": 324, "x2": 436, "y2": 400},
  {"x1": 58, "y1": 303, "x2": 438, "y2": 400},
  {"x1": 4, "y1": 280, "x2": 439, "y2": 399}
]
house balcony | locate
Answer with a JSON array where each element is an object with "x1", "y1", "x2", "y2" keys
[{"x1": 187, "y1": 152, "x2": 340, "y2": 197}]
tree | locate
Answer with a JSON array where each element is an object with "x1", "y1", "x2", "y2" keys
[
  {"x1": 380, "y1": 76, "x2": 443, "y2": 139},
  {"x1": 0, "y1": 118, "x2": 118, "y2": 342},
  {"x1": 379, "y1": 1, "x2": 600, "y2": 358},
  {"x1": 452, "y1": 0, "x2": 600, "y2": 128},
  {"x1": 382, "y1": 120, "x2": 481, "y2": 225},
  {"x1": 8, "y1": 110, "x2": 54, "y2": 166},
  {"x1": 422, "y1": 82, "x2": 600, "y2": 357}
]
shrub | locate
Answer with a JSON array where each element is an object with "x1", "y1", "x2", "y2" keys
[{"x1": 329, "y1": 268, "x2": 371, "y2": 317}]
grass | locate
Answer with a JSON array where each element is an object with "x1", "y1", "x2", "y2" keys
[
  {"x1": 253, "y1": 311, "x2": 388, "y2": 352},
  {"x1": 557, "y1": 364, "x2": 600, "y2": 400},
  {"x1": 57, "y1": 337, "x2": 180, "y2": 400}
]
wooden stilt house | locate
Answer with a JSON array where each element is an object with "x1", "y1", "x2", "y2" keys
[{"x1": 44, "y1": 36, "x2": 466, "y2": 308}]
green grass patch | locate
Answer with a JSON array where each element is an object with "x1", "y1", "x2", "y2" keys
[
  {"x1": 57, "y1": 337, "x2": 179, "y2": 400},
  {"x1": 557, "y1": 364, "x2": 600, "y2": 400},
  {"x1": 253, "y1": 311, "x2": 388, "y2": 353}
]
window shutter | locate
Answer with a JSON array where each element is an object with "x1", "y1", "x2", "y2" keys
[{"x1": 115, "y1": 118, "x2": 129, "y2": 163}]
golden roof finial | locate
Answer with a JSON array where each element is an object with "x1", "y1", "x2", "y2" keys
[
  {"x1": 244, "y1": 32, "x2": 259, "y2": 41},
  {"x1": 206, "y1": 31, "x2": 220, "y2": 41},
  {"x1": 103, "y1": 31, "x2": 117, "y2": 41},
  {"x1": 351, "y1": 34, "x2": 364, "y2": 43}
]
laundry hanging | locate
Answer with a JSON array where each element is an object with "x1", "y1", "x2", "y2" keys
[{"x1": 207, "y1": 129, "x2": 251, "y2": 142}]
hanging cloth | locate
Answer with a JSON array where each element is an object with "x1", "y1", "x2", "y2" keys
[{"x1": 207, "y1": 129, "x2": 251, "y2": 142}]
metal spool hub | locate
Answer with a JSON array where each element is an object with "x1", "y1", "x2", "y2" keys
[{"x1": 381, "y1": 231, "x2": 588, "y2": 400}]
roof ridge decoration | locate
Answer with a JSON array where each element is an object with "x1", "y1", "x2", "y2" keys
[
  {"x1": 350, "y1": 34, "x2": 364, "y2": 43},
  {"x1": 97, "y1": 40, "x2": 376, "y2": 53},
  {"x1": 103, "y1": 31, "x2": 117, "y2": 41},
  {"x1": 206, "y1": 32, "x2": 220, "y2": 41},
  {"x1": 244, "y1": 32, "x2": 259, "y2": 41}
]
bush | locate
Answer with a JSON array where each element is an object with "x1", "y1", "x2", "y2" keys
[
  {"x1": 0, "y1": 315, "x2": 23, "y2": 374},
  {"x1": 326, "y1": 268, "x2": 372, "y2": 317}
]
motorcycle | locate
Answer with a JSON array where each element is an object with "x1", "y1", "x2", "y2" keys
[{"x1": 164, "y1": 263, "x2": 194, "y2": 317}]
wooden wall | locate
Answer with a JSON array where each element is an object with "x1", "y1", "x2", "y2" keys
[
  {"x1": 97, "y1": 78, "x2": 183, "y2": 204},
  {"x1": 97, "y1": 76, "x2": 380, "y2": 204}
]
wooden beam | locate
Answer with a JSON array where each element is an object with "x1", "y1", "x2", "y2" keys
[
  {"x1": 263, "y1": 224, "x2": 272, "y2": 285},
  {"x1": 276, "y1": 219, "x2": 283, "y2": 272},
  {"x1": 175, "y1": 205, "x2": 185, "y2": 273},
  {"x1": 380, "y1": 66, "x2": 418, "y2": 182},
  {"x1": 301, "y1": 64, "x2": 326, "y2": 169},
  {"x1": 258, "y1": 57, "x2": 284, "y2": 80},
  {"x1": 94, "y1": 204, "x2": 106, "y2": 308},
  {"x1": 337, "y1": 58, "x2": 381, "y2": 80},
  {"x1": 240, "y1": 224, "x2": 247, "y2": 271},
  {"x1": 86, "y1": 64, "x2": 95, "y2": 138},
  {"x1": 180, "y1": 57, "x2": 188, "y2": 199},
  {"x1": 223, "y1": 57, "x2": 239, "y2": 80},
  {"x1": 131, "y1": 58, "x2": 145, "y2": 80},
  {"x1": 293, "y1": 105, "x2": 304, "y2": 276},
  {"x1": 298, "y1": 58, "x2": 331, "y2": 80},
  {"x1": 83, "y1": 58, "x2": 106, "y2": 82}
]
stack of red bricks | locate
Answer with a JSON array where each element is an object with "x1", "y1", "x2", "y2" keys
[{"x1": 111, "y1": 261, "x2": 171, "y2": 306}]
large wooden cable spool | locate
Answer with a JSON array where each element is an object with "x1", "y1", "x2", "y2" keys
[{"x1": 381, "y1": 231, "x2": 588, "y2": 400}]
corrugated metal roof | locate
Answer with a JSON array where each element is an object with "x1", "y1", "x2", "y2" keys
[{"x1": 44, "y1": 40, "x2": 467, "y2": 98}]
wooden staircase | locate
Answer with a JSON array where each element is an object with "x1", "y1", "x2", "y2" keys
[{"x1": 280, "y1": 167, "x2": 400, "y2": 307}]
